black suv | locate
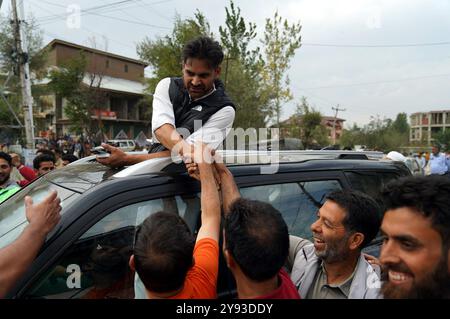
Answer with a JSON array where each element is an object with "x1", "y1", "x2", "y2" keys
[{"x1": 0, "y1": 151, "x2": 410, "y2": 299}]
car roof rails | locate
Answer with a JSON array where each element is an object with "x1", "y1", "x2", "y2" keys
[{"x1": 112, "y1": 150, "x2": 384, "y2": 178}]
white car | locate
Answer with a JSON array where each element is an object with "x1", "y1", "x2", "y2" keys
[{"x1": 106, "y1": 139, "x2": 136, "y2": 152}]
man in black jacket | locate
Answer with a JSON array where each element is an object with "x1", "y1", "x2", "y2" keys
[{"x1": 97, "y1": 36, "x2": 235, "y2": 168}]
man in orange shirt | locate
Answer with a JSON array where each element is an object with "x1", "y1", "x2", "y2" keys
[{"x1": 129, "y1": 144, "x2": 221, "y2": 298}]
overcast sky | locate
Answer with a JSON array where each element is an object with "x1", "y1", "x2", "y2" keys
[{"x1": 2, "y1": 0, "x2": 450, "y2": 127}]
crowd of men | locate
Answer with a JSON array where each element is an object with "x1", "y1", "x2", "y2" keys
[
  {"x1": 0, "y1": 148, "x2": 79, "y2": 204},
  {"x1": 0, "y1": 36, "x2": 448, "y2": 299},
  {"x1": 409, "y1": 146, "x2": 450, "y2": 176},
  {"x1": 1, "y1": 143, "x2": 448, "y2": 299}
]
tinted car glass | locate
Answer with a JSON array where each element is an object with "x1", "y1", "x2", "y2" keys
[
  {"x1": 344, "y1": 171, "x2": 399, "y2": 204},
  {"x1": 345, "y1": 171, "x2": 401, "y2": 257},
  {"x1": 50, "y1": 163, "x2": 116, "y2": 193},
  {"x1": 25, "y1": 194, "x2": 200, "y2": 299},
  {"x1": 0, "y1": 178, "x2": 80, "y2": 251},
  {"x1": 240, "y1": 180, "x2": 342, "y2": 240}
]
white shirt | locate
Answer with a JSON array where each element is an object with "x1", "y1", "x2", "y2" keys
[
  {"x1": 151, "y1": 77, "x2": 235, "y2": 149},
  {"x1": 429, "y1": 152, "x2": 448, "y2": 175}
]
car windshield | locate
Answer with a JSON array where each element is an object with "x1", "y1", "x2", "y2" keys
[{"x1": 0, "y1": 182, "x2": 80, "y2": 251}]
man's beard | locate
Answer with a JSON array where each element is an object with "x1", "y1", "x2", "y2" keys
[
  {"x1": 382, "y1": 256, "x2": 450, "y2": 299},
  {"x1": 0, "y1": 173, "x2": 10, "y2": 186},
  {"x1": 314, "y1": 233, "x2": 351, "y2": 264}
]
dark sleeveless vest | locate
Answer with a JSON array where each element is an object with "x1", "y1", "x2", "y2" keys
[{"x1": 149, "y1": 77, "x2": 235, "y2": 153}]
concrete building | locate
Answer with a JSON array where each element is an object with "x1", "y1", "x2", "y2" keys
[
  {"x1": 410, "y1": 110, "x2": 450, "y2": 145},
  {"x1": 35, "y1": 39, "x2": 150, "y2": 139}
]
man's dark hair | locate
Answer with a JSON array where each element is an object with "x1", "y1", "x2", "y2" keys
[
  {"x1": 33, "y1": 154, "x2": 56, "y2": 170},
  {"x1": 326, "y1": 190, "x2": 382, "y2": 248},
  {"x1": 36, "y1": 149, "x2": 56, "y2": 160},
  {"x1": 224, "y1": 198, "x2": 289, "y2": 282},
  {"x1": 133, "y1": 212, "x2": 195, "y2": 293},
  {"x1": 182, "y1": 36, "x2": 224, "y2": 69},
  {"x1": 382, "y1": 175, "x2": 450, "y2": 248},
  {"x1": 62, "y1": 154, "x2": 78, "y2": 163},
  {"x1": 0, "y1": 152, "x2": 12, "y2": 166}
]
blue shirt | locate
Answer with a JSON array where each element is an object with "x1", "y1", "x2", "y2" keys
[{"x1": 429, "y1": 153, "x2": 448, "y2": 175}]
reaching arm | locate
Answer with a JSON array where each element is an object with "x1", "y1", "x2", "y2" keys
[
  {"x1": 96, "y1": 143, "x2": 171, "y2": 168},
  {"x1": 154, "y1": 124, "x2": 193, "y2": 158},
  {"x1": 214, "y1": 161, "x2": 240, "y2": 216},
  {"x1": 0, "y1": 191, "x2": 61, "y2": 298},
  {"x1": 195, "y1": 145, "x2": 221, "y2": 243},
  {"x1": 97, "y1": 78, "x2": 192, "y2": 168}
]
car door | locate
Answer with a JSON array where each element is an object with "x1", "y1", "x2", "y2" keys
[
  {"x1": 235, "y1": 170, "x2": 347, "y2": 241},
  {"x1": 16, "y1": 177, "x2": 202, "y2": 299}
]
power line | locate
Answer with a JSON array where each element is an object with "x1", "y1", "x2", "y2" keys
[
  {"x1": 98, "y1": 0, "x2": 149, "y2": 25},
  {"x1": 35, "y1": 0, "x2": 140, "y2": 23},
  {"x1": 31, "y1": 2, "x2": 138, "y2": 51},
  {"x1": 302, "y1": 73, "x2": 450, "y2": 90},
  {"x1": 34, "y1": 0, "x2": 171, "y2": 29},
  {"x1": 303, "y1": 41, "x2": 450, "y2": 48},
  {"x1": 34, "y1": 0, "x2": 173, "y2": 29}
]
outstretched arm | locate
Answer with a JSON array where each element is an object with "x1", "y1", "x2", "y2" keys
[
  {"x1": 214, "y1": 160, "x2": 240, "y2": 216},
  {"x1": 0, "y1": 191, "x2": 61, "y2": 298},
  {"x1": 96, "y1": 143, "x2": 171, "y2": 168},
  {"x1": 195, "y1": 144, "x2": 221, "y2": 243}
]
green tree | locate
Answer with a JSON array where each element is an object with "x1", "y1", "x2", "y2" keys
[
  {"x1": 48, "y1": 53, "x2": 108, "y2": 136},
  {"x1": 434, "y1": 130, "x2": 450, "y2": 151},
  {"x1": 290, "y1": 97, "x2": 328, "y2": 149},
  {"x1": 48, "y1": 53, "x2": 87, "y2": 135},
  {"x1": 392, "y1": 112, "x2": 409, "y2": 134},
  {"x1": 261, "y1": 11, "x2": 301, "y2": 126},
  {"x1": 340, "y1": 113, "x2": 411, "y2": 152},
  {"x1": 0, "y1": 13, "x2": 48, "y2": 139},
  {"x1": 0, "y1": 14, "x2": 47, "y2": 76},
  {"x1": 218, "y1": 1, "x2": 267, "y2": 128}
]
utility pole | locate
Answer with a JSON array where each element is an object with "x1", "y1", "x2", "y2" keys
[
  {"x1": 11, "y1": 0, "x2": 35, "y2": 149},
  {"x1": 331, "y1": 105, "x2": 346, "y2": 145}
]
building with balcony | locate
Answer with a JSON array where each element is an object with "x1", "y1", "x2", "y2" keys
[
  {"x1": 409, "y1": 110, "x2": 450, "y2": 145},
  {"x1": 35, "y1": 39, "x2": 150, "y2": 140}
]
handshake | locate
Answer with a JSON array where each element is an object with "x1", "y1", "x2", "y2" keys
[{"x1": 180, "y1": 143, "x2": 225, "y2": 184}]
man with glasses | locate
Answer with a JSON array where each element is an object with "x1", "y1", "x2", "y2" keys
[{"x1": 33, "y1": 154, "x2": 56, "y2": 177}]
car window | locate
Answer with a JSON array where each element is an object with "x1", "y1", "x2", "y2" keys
[
  {"x1": 345, "y1": 171, "x2": 400, "y2": 257},
  {"x1": 0, "y1": 178, "x2": 80, "y2": 251},
  {"x1": 345, "y1": 171, "x2": 398, "y2": 204},
  {"x1": 240, "y1": 180, "x2": 342, "y2": 240},
  {"x1": 24, "y1": 194, "x2": 200, "y2": 299}
]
